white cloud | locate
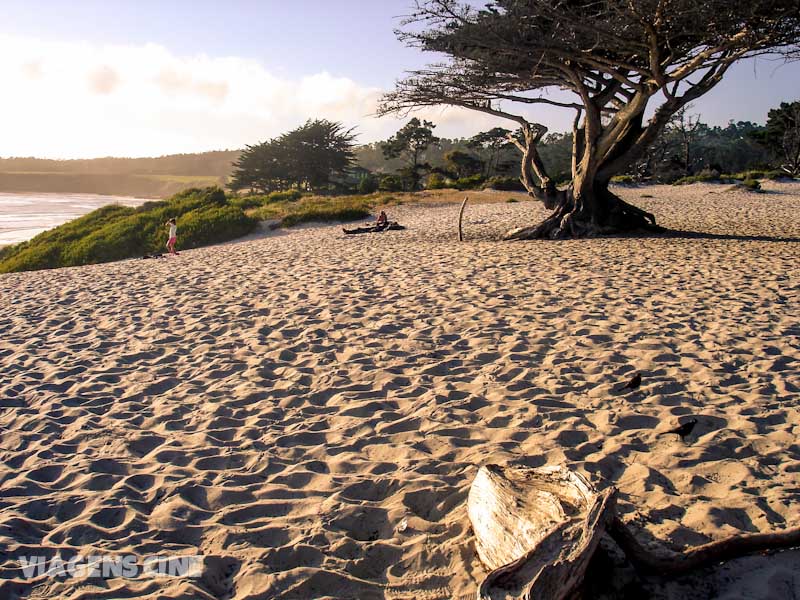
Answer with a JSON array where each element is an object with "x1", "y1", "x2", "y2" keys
[{"x1": 0, "y1": 34, "x2": 546, "y2": 159}]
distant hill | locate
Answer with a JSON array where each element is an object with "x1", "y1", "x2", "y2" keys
[
  {"x1": 0, "y1": 142, "x2": 480, "y2": 197},
  {"x1": 0, "y1": 151, "x2": 240, "y2": 177},
  {"x1": 0, "y1": 151, "x2": 240, "y2": 197}
]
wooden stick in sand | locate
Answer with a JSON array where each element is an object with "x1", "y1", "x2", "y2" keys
[{"x1": 458, "y1": 195, "x2": 468, "y2": 242}]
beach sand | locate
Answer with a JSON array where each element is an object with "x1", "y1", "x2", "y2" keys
[{"x1": 0, "y1": 182, "x2": 798, "y2": 599}]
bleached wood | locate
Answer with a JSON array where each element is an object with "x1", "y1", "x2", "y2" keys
[
  {"x1": 468, "y1": 464, "x2": 616, "y2": 600},
  {"x1": 468, "y1": 464, "x2": 800, "y2": 599}
]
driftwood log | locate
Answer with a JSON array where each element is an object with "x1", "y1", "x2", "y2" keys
[{"x1": 468, "y1": 464, "x2": 800, "y2": 600}]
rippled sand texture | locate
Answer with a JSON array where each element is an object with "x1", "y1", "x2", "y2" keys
[{"x1": 1, "y1": 182, "x2": 799, "y2": 599}]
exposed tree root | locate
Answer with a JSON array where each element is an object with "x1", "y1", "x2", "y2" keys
[
  {"x1": 609, "y1": 516, "x2": 800, "y2": 576},
  {"x1": 506, "y1": 186, "x2": 665, "y2": 240},
  {"x1": 470, "y1": 465, "x2": 800, "y2": 600}
]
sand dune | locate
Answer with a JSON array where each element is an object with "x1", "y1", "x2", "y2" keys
[{"x1": 0, "y1": 182, "x2": 799, "y2": 599}]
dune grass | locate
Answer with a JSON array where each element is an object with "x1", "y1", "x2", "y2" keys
[
  {"x1": 0, "y1": 187, "x2": 257, "y2": 273},
  {"x1": 243, "y1": 193, "x2": 393, "y2": 227}
]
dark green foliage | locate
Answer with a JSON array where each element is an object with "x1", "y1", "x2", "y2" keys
[
  {"x1": 280, "y1": 206, "x2": 371, "y2": 227},
  {"x1": 740, "y1": 178, "x2": 763, "y2": 192},
  {"x1": 176, "y1": 205, "x2": 256, "y2": 247},
  {"x1": 228, "y1": 195, "x2": 265, "y2": 210},
  {"x1": 426, "y1": 173, "x2": 450, "y2": 189},
  {"x1": 378, "y1": 175, "x2": 405, "y2": 192},
  {"x1": 357, "y1": 173, "x2": 379, "y2": 194},
  {"x1": 673, "y1": 170, "x2": 723, "y2": 185},
  {"x1": 466, "y1": 128, "x2": 513, "y2": 177},
  {"x1": 753, "y1": 101, "x2": 800, "y2": 177},
  {"x1": 229, "y1": 119, "x2": 357, "y2": 194},
  {"x1": 356, "y1": 137, "x2": 473, "y2": 173},
  {"x1": 486, "y1": 176, "x2": 526, "y2": 191},
  {"x1": 382, "y1": 118, "x2": 440, "y2": 190},
  {"x1": 265, "y1": 190, "x2": 304, "y2": 202},
  {"x1": 637, "y1": 117, "x2": 772, "y2": 183},
  {"x1": 444, "y1": 150, "x2": 483, "y2": 178},
  {"x1": 0, "y1": 187, "x2": 257, "y2": 273},
  {"x1": 454, "y1": 174, "x2": 486, "y2": 190}
]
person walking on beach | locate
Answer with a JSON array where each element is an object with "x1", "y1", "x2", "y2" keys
[{"x1": 165, "y1": 218, "x2": 178, "y2": 255}]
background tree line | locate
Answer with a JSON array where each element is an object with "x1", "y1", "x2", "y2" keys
[
  {"x1": 1, "y1": 100, "x2": 797, "y2": 198},
  {"x1": 222, "y1": 99, "x2": 800, "y2": 195}
]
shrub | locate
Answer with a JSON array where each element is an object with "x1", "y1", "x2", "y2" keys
[
  {"x1": 178, "y1": 206, "x2": 258, "y2": 247},
  {"x1": 426, "y1": 173, "x2": 449, "y2": 189},
  {"x1": 611, "y1": 175, "x2": 635, "y2": 184},
  {"x1": 279, "y1": 196, "x2": 373, "y2": 227},
  {"x1": 267, "y1": 190, "x2": 303, "y2": 202},
  {"x1": 740, "y1": 178, "x2": 763, "y2": 192},
  {"x1": 486, "y1": 176, "x2": 526, "y2": 191},
  {"x1": 673, "y1": 169, "x2": 722, "y2": 185},
  {"x1": 378, "y1": 175, "x2": 405, "y2": 192},
  {"x1": 506, "y1": 197, "x2": 520, "y2": 203},
  {"x1": 454, "y1": 174, "x2": 486, "y2": 190},
  {"x1": 229, "y1": 196, "x2": 265, "y2": 210},
  {"x1": 357, "y1": 174, "x2": 379, "y2": 194},
  {"x1": 280, "y1": 206, "x2": 371, "y2": 227}
]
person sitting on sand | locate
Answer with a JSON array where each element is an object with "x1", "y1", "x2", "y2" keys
[
  {"x1": 343, "y1": 211, "x2": 406, "y2": 235},
  {"x1": 165, "y1": 218, "x2": 178, "y2": 255}
]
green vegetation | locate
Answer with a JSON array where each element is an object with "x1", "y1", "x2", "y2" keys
[
  {"x1": 229, "y1": 119, "x2": 357, "y2": 194},
  {"x1": 379, "y1": 175, "x2": 405, "y2": 192},
  {"x1": 0, "y1": 187, "x2": 257, "y2": 273},
  {"x1": 246, "y1": 194, "x2": 392, "y2": 227},
  {"x1": 673, "y1": 170, "x2": 726, "y2": 185},
  {"x1": 739, "y1": 178, "x2": 763, "y2": 192},
  {"x1": 425, "y1": 173, "x2": 449, "y2": 190},
  {"x1": 486, "y1": 176, "x2": 526, "y2": 191},
  {"x1": 753, "y1": 101, "x2": 800, "y2": 177},
  {"x1": 454, "y1": 174, "x2": 486, "y2": 190},
  {"x1": 673, "y1": 169, "x2": 791, "y2": 186},
  {"x1": 611, "y1": 175, "x2": 636, "y2": 184},
  {"x1": 382, "y1": 118, "x2": 440, "y2": 191}
]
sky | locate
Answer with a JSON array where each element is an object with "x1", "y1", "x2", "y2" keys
[{"x1": 1, "y1": 0, "x2": 799, "y2": 159}]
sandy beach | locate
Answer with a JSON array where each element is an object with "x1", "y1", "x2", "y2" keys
[{"x1": 1, "y1": 182, "x2": 798, "y2": 599}]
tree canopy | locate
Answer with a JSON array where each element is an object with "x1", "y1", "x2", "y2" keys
[
  {"x1": 230, "y1": 119, "x2": 357, "y2": 194},
  {"x1": 381, "y1": 0, "x2": 800, "y2": 238},
  {"x1": 756, "y1": 101, "x2": 800, "y2": 176},
  {"x1": 382, "y1": 118, "x2": 440, "y2": 190}
]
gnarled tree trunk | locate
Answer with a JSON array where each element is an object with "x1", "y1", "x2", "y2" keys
[
  {"x1": 505, "y1": 102, "x2": 665, "y2": 240},
  {"x1": 506, "y1": 180, "x2": 660, "y2": 240}
]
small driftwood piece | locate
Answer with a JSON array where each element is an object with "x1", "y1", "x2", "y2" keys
[
  {"x1": 458, "y1": 196, "x2": 468, "y2": 241},
  {"x1": 468, "y1": 464, "x2": 800, "y2": 600}
]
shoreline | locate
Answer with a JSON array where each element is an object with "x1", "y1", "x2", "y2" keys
[{"x1": 0, "y1": 191, "x2": 152, "y2": 246}]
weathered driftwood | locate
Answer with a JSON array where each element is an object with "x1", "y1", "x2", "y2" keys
[
  {"x1": 458, "y1": 196, "x2": 468, "y2": 242},
  {"x1": 468, "y1": 464, "x2": 800, "y2": 600},
  {"x1": 468, "y1": 464, "x2": 615, "y2": 600}
]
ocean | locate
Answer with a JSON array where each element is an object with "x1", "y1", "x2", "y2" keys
[{"x1": 0, "y1": 192, "x2": 150, "y2": 246}]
